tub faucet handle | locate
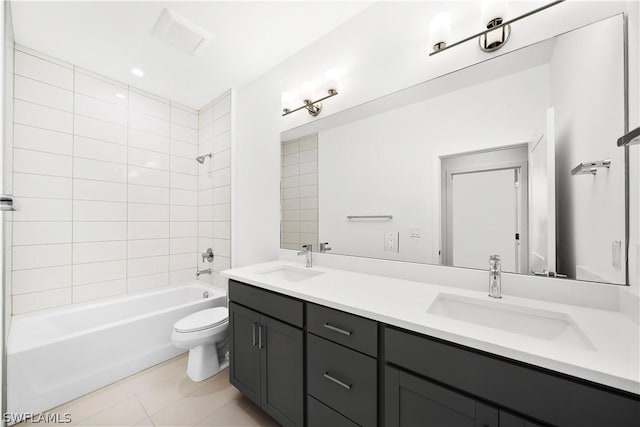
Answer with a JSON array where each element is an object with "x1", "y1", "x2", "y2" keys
[{"x1": 202, "y1": 248, "x2": 214, "y2": 263}]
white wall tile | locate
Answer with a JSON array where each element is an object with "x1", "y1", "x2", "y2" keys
[
  {"x1": 212, "y1": 204, "x2": 231, "y2": 222},
  {"x1": 213, "y1": 113, "x2": 231, "y2": 137},
  {"x1": 74, "y1": 71, "x2": 127, "y2": 106},
  {"x1": 170, "y1": 106, "x2": 198, "y2": 129},
  {"x1": 73, "y1": 241, "x2": 127, "y2": 264},
  {"x1": 171, "y1": 221, "x2": 198, "y2": 239},
  {"x1": 198, "y1": 189, "x2": 213, "y2": 205},
  {"x1": 212, "y1": 168, "x2": 231, "y2": 188},
  {"x1": 198, "y1": 221, "x2": 213, "y2": 238},
  {"x1": 15, "y1": 75, "x2": 73, "y2": 112},
  {"x1": 128, "y1": 222, "x2": 169, "y2": 240},
  {"x1": 170, "y1": 156, "x2": 197, "y2": 175},
  {"x1": 171, "y1": 189, "x2": 197, "y2": 206},
  {"x1": 13, "y1": 198, "x2": 72, "y2": 221},
  {"x1": 213, "y1": 221, "x2": 231, "y2": 239},
  {"x1": 13, "y1": 123, "x2": 73, "y2": 155},
  {"x1": 213, "y1": 238, "x2": 231, "y2": 257},
  {"x1": 15, "y1": 100, "x2": 73, "y2": 133},
  {"x1": 75, "y1": 93, "x2": 127, "y2": 125},
  {"x1": 170, "y1": 173, "x2": 197, "y2": 190},
  {"x1": 170, "y1": 253, "x2": 196, "y2": 271},
  {"x1": 14, "y1": 148, "x2": 72, "y2": 177},
  {"x1": 128, "y1": 203, "x2": 169, "y2": 221},
  {"x1": 13, "y1": 287, "x2": 72, "y2": 314},
  {"x1": 73, "y1": 221, "x2": 127, "y2": 242},
  {"x1": 73, "y1": 260, "x2": 126, "y2": 285},
  {"x1": 128, "y1": 166, "x2": 170, "y2": 187},
  {"x1": 73, "y1": 201, "x2": 127, "y2": 221},
  {"x1": 74, "y1": 136, "x2": 127, "y2": 164},
  {"x1": 128, "y1": 184, "x2": 169, "y2": 204},
  {"x1": 128, "y1": 239, "x2": 169, "y2": 258},
  {"x1": 213, "y1": 94, "x2": 231, "y2": 119},
  {"x1": 13, "y1": 221, "x2": 72, "y2": 246},
  {"x1": 74, "y1": 179, "x2": 127, "y2": 202},
  {"x1": 13, "y1": 244, "x2": 72, "y2": 270},
  {"x1": 74, "y1": 115, "x2": 127, "y2": 145},
  {"x1": 128, "y1": 128, "x2": 170, "y2": 154},
  {"x1": 212, "y1": 186, "x2": 231, "y2": 204},
  {"x1": 171, "y1": 123, "x2": 198, "y2": 144},
  {"x1": 170, "y1": 237, "x2": 196, "y2": 254},
  {"x1": 127, "y1": 272, "x2": 169, "y2": 292},
  {"x1": 171, "y1": 139, "x2": 198, "y2": 159},
  {"x1": 199, "y1": 106, "x2": 214, "y2": 128},
  {"x1": 13, "y1": 266, "x2": 72, "y2": 294},
  {"x1": 170, "y1": 205, "x2": 197, "y2": 222},
  {"x1": 128, "y1": 256, "x2": 169, "y2": 277},
  {"x1": 198, "y1": 205, "x2": 213, "y2": 221},
  {"x1": 212, "y1": 132, "x2": 231, "y2": 154},
  {"x1": 74, "y1": 157, "x2": 127, "y2": 183},
  {"x1": 212, "y1": 149, "x2": 231, "y2": 171},
  {"x1": 14, "y1": 173, "x2": 72, "y2": 199},
  {"x1": 15, "y1": 51, "x2": 73, "y2": 90},
  {"x1": 128, "y1": 147, "x2": 170, "y2": 171},
  {"x1": 129, "y1": 110, "x2": 170, "y2": 136},
  {"x1": 73, "y1": 279, "x2": 126, "y2": 303},
  {"x1": 129, "y1": 92, "x2": 170, "y2": 120},
  {"x1": 170, "y1": 269, "x2": 194, "y2": 284}
]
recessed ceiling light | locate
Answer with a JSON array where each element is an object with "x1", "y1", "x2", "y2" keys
[
  {"x1": 115, "y1": 93, "x2": 125, "y2": 99},
  {"x1": 131, "y1": 68, "x2": 144, "y2": 77}
]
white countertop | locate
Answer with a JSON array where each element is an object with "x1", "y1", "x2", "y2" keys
[{"x1": 222, "y1": 260, "x2": 640, "y2": 395}]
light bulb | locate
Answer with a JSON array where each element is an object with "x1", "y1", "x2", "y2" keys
[
  {"x1": 429, "y1": 12, "x2": 452, "y2": 51},
  {"x1": 323, "y1": 69, "x2": 339, "y2": 94},
  {"x1": 481, "y1": 0, "x2": 509, "y2": 28},
  {"x1": 281, "y1": 91, "x2": 295, "y2": 112},
  {"x1": 300, "y1": 81, "x2": 316, "y2": 102}
]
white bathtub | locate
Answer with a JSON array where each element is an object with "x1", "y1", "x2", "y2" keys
[{"x1": 7, "y1": 282, "x2": 226, "y2": 416}]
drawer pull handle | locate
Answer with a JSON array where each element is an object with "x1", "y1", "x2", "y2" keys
[
  {"x1": 323, "y1": 323, "x2": 352, "y2": 336},
  {"x1": 323, "y1": 372, "x2": 352, "y2": 390},
  {"x1": 252, "y1": 322, "x2": 257, "y2": 346}
]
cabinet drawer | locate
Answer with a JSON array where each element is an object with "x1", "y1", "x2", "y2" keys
[
  {"x1": 308, "y1": 395, "x2": 360, "y2": 427},
  {"x1": 307, "y1": 334, "x2": 377, "y2": 427},
  {"x1": 385, "y1": 327, "x2": 640, "y2": 427},
  {"x1": 229, "y1": 280, "x2": 303, "y2": 328},
  {"x1": 307, "y1": 303, "x2": 377, "y2": 356}
]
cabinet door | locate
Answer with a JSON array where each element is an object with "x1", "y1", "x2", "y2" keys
[
  {"x1": 260, "y1": 314, "x2": 304, "y2": 427},
  {"x1": 500, "y1": 411, "x2": 544, "y2": 427},
  {"x1": 229, "y1": 302, "x2": 262, "y2": 405},
  {"x1": 385, "y1": 366, "x2": 498, "y2": 427}
]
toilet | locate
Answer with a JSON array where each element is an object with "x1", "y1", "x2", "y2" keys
[{"x1": 171, "y1": 307, "x2": 229, "y2": 382}]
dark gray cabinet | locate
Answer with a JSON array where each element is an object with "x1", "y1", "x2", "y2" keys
[
  {"x1": 385, "y1": 366, "x2": 498, "y2": 427},
  {"x1": 229, "y1": 299, "x2": 304, "y2": 427}
]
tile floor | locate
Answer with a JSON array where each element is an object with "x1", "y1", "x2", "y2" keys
[{"x1": 17, "y1": 354, "x2": 279, "y2": 427}]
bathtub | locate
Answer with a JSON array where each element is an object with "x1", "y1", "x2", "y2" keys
[{"x1": 7, "y1": 282, "x2": 226, "y2": 416}]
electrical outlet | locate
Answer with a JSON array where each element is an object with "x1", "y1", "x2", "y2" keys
[
  {"x1": 612, "y1": 240, "x2": 621, "y2": 269},
  {"x1": 384, "y1": 231, "x2": 399, "y2": 252},
  {"x1": 410, "y1": 227, "x2": 422, "y2": 238}
]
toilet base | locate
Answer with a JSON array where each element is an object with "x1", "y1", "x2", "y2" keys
[{"x1": 186, "y1": 343, "x2": 224, "y2": 382}]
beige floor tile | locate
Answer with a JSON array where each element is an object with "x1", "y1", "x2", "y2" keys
[
  {"x1": 52, "y1": 380, "x2": 137, "y2": 425},
  {"x1": 74, "y1": 397, "x2": 148, "y2": 426},
  {"x1": 128, "y1": 355, "x2": 188, "y2": 395},
  {"x1": 136, "y1": 370, "x2": 207, "y2": 415},
  {"x1": 195, "y1": 396, "x2": 278, "y2": 427},
  {"x1": 150, "y1": 382, "x2": 240, "y2": 426},
  {"x1": 134, "y1": 418, "x2": 155, "y2": 426}
]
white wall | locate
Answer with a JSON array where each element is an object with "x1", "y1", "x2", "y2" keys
[
  {"x1": 552, "y1": 15, "x2": 626, "y2": 284},
  {"x1": 318, "y1": 65, "x2": 549, "y2": 263},
  {"x1": 196, "y1": 92, "x2": 232, "y2": 291},
  {"x1": 9, "y1": 45, "x2": 202, "y2": 315},
  {"x1": 234, "y1": 1, "x2": 639, "y2": 292}
]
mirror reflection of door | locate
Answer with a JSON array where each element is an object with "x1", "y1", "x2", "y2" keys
[{"x1": 441, "y1": 146, "x2": 528, "y2": 273}]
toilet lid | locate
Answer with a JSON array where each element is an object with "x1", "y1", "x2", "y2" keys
[{"x1": 174, "y1": 307, "x2": 228, "y2": 333}]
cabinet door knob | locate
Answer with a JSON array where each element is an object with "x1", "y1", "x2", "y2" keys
[
  {"x1": 323, "y1": 372, "x2": 352, "y2": 390},
  {"x1": 323, "y1": 323, "x2": 352, "y2": 336}
]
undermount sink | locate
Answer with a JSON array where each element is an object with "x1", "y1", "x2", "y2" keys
[
  {"x1": 427, "y1": 293, "x2": 595, "y2": 350},
  {"x1": 257, "y1": 266, "x2": 324, "y2": 283}
]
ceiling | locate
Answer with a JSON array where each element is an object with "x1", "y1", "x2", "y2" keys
[{"x1": 10, "y1": 1, "x2": 372, "y2": 109}]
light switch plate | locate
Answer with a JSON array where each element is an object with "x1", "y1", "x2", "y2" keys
[
  {"x1": 612, "y1": 240, "x2": 622, "y2": 269},
  {"x1": 385, "y1": 231, "x2": 399, "y2": 252}
]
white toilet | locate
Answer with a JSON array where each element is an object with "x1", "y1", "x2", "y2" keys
[{"x1": 171, "y1": 307, "x2": 229, "y2": 382}]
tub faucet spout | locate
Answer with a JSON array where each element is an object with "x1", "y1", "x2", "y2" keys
[{"x1": 196, "y1": 268, "x2": 212, "y2": 277}]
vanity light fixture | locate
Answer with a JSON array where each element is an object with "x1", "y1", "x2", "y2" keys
[
  {"x1": 281, "y1": 70, "x2": 339, "y2": 117},
  {"x1": 131, "y1": 67, "x2": 145, "y2": 77},
  {"x1": 428, "y1": 0, "x2": 564, "y2": 56},
  {"x1": 617, "y1": 126, "x2": 640, "y2": 147}
]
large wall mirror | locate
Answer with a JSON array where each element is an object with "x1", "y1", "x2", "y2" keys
[{"x1": 281, "y1": 14, "x2": 628, "y2": 285}]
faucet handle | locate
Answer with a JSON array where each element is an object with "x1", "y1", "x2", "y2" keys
[
  {"x1": 202, "y1": 248, "x2": 214, "y2": 263},
  {"x1": 302, "y1": 244, "x2": 312, "y2": 251},
  {"x1": 319, "y1": 242, "x2": 332, "y2": 252}
]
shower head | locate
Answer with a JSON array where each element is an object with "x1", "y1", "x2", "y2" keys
[{"x1": 196, "y1": 153, "x2": 212, "y2": 164}]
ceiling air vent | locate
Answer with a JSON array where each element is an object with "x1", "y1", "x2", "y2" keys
[{"x1": 152, "y1": 8, "x2": 213, "y2": 55}]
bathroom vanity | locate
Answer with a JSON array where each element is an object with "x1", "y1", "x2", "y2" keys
[{"x1": 225, "y1": 262, "x2": 640, "y2": 427}]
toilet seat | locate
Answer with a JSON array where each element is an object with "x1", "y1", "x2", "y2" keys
[{"x1": 174, "y1": 307, "x2": 228, "y2": 333}]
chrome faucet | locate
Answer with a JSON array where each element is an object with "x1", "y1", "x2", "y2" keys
[
  {"x1": 196, "y1": 268, "x2": 212, "y2": 277},
  {"x1": 488, "y1": 255, "x2": 502, "y2": 299},
  {"x1": 297, "y1": 244, "x2": 313, "y2": 268},
  {"x1": 319, "y1": 242, "x2": 332, "y2": 253}
]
